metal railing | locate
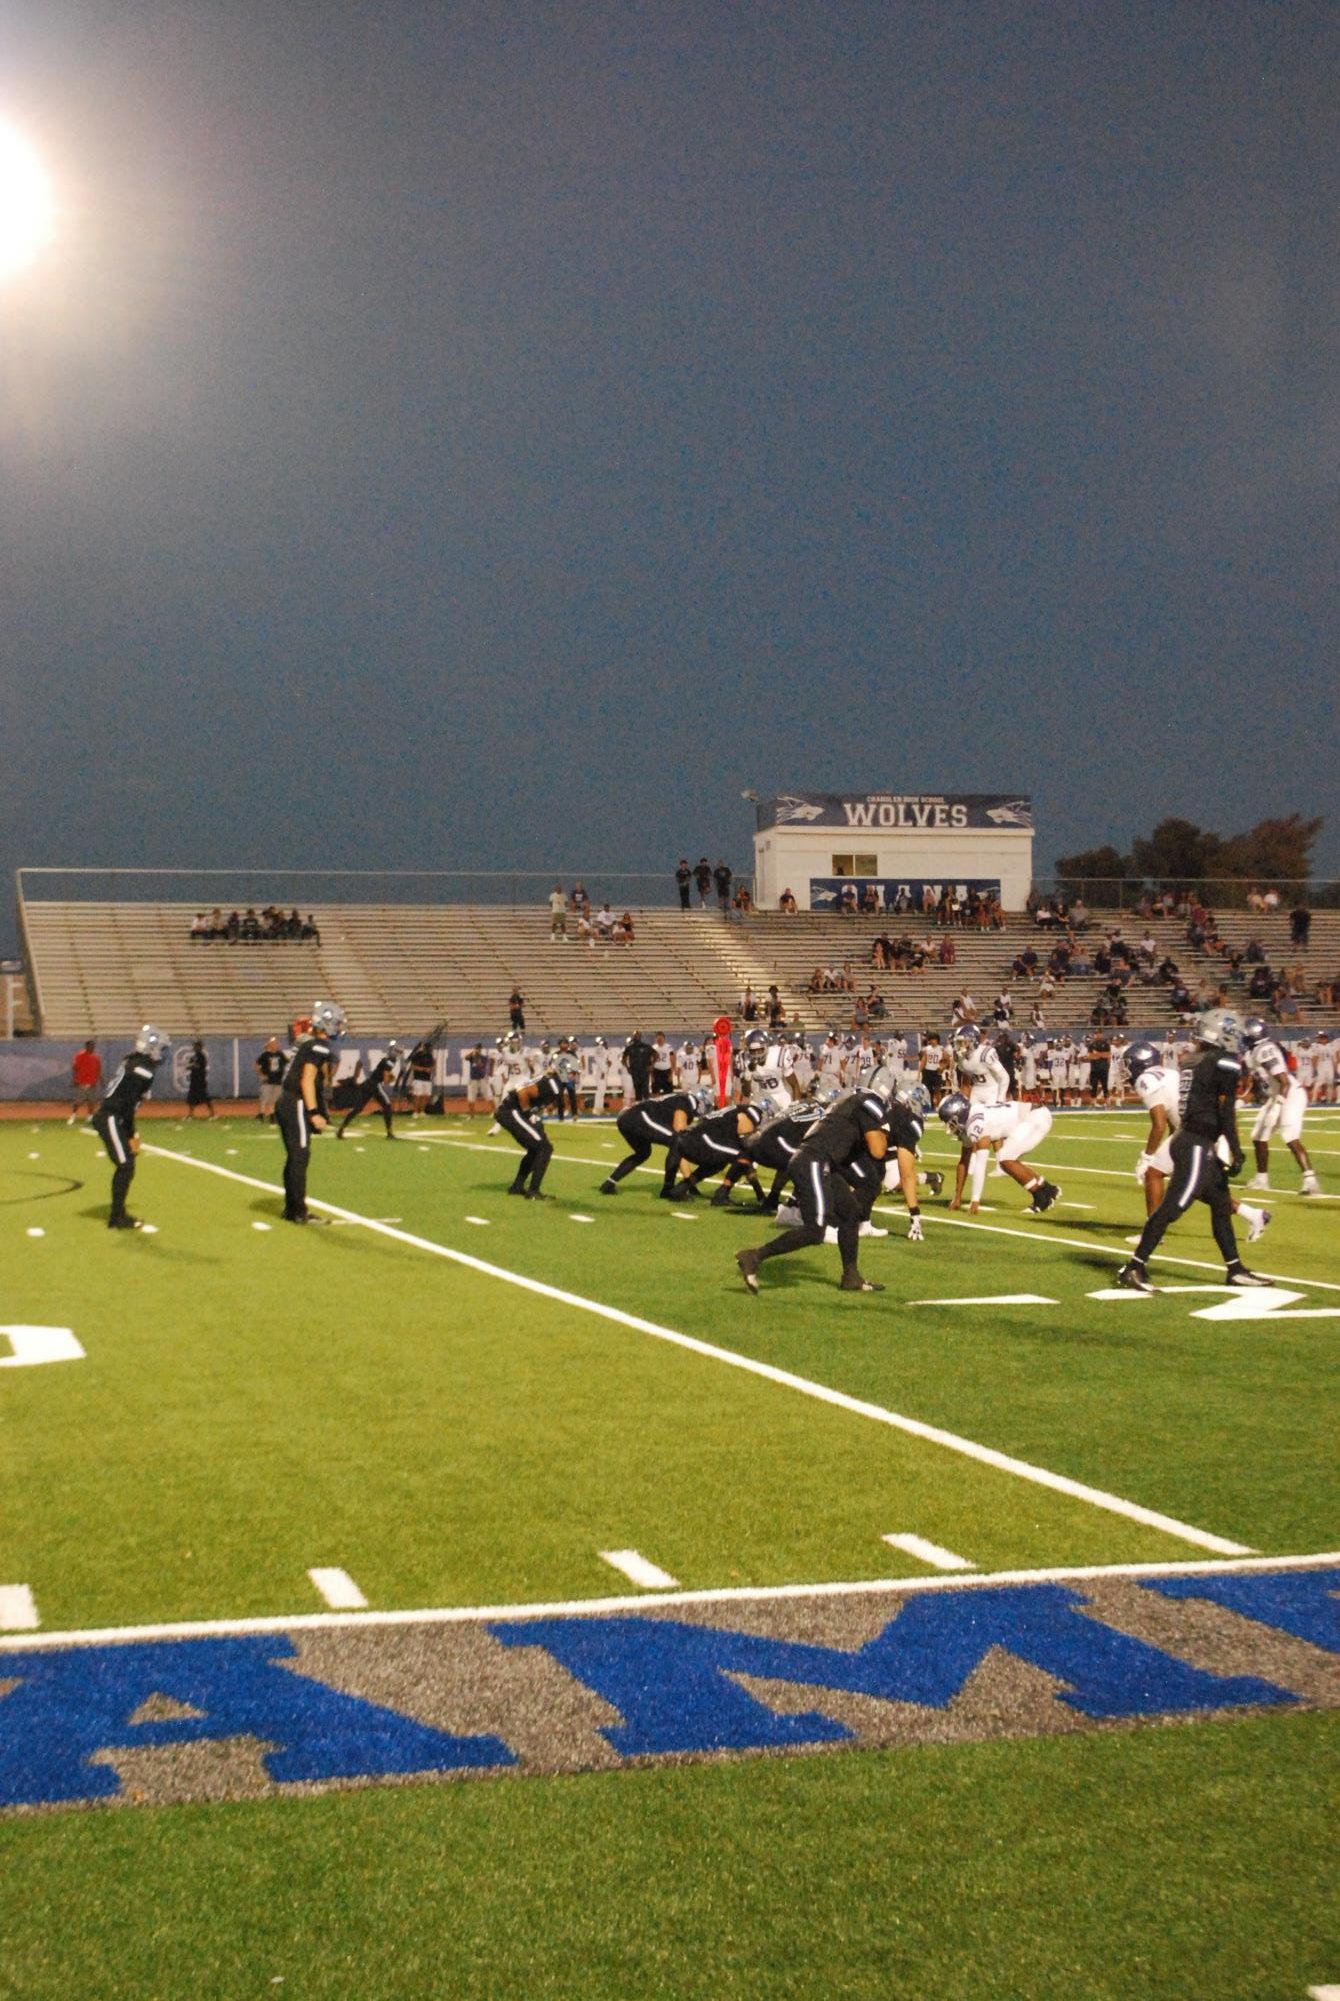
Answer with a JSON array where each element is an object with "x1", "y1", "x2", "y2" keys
[{"x1": 1036, "y1": 877, "x2": 1340, "y2": 913}]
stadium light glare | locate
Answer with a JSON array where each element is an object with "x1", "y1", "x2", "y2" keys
[{"x1": 0, "y1": 120, "x2": 55, "y2": 279}]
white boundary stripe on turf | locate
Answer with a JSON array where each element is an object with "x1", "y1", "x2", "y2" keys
[
  {"x1": 142, "y1": 1144, "x2": 1252, "y2": 1556},
  {"x1": 882, "y1": 1534, "x2": 974, "y2": 1571},
  {"x1": 0, "y1": 1586, "x2": 40, "y2": 1631},
  {"x1": 3, "y1": 1550, "x2": 1336, "y2": 1653}
]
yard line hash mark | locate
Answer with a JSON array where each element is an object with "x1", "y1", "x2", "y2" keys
[
  {"x1": 598, "y1": 1550, "x2": 680, "y2": 1590},
  {"x1": 307, "y1": 1568, "x2": 369, "y2": 1610},
  {"x1": 144, "y1": 1146, "x2": 1254, "y2": 1556},
  {"x1": 0, "y1": 1586, "x2": 40, "y2": 1631},
  {"x1": 882, "y1": 1534, "x2": 974, "y2": 1571}
]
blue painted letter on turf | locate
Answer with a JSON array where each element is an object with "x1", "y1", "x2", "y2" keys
[
  {"x1": 491, "y1": 1587, "x2": 1293, "y2": 1757},
  {"x1": 0, "y1": 1636, "x2": 514, "y2": 1807},
  {"x1": 1142, "y1": 1567, "x2": 1340, "y2": 1652}
]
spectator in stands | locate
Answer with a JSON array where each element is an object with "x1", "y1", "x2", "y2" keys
[
  {"x1": 731, "y1": 884, "x2": 753, "y2": 917},
  {"x1": 859, "y1": 883, "x2": 881, "y2": 915},
  {"x1": 549, "y1": 885, "x2": 568, "y2": 941},
  {"x1": 70, "y1": 1040, "x2": 102, "y2": 1122},
  {"x1": 937, "y1": 932, "x2": 956, "y2": 967},
  {"x1": 1247, "y1": 963, "x2": 1276, "y2": 1004},
  {"x1": 767, "y1": 985, "x2": 786, "y2": 1028},
  {"x1": 741, "y1": 984, "x2": 759, "y2": 1020},
  {"x1": 614, "y1": 910, "x2": 636, "y2": 946},
  {"x1": 255, "y1": 1036, "x2": 285, "y2": 1122},
  {"x1": 778, "y1": 887, "x2": 798, "y2": 913},
  {"x1": 189, "y1": 913, "x2": 208, "y2": 940},
  {"x1": 1033, "y1": 899, "x2": 1057, "y2": 929},
  {"x1": 694, "y1": 858, "x2": 713, "y2": 907},
  {"x1": 1263, "y1": 887, "x2": 1281, "y2": 911},
  {"x1": 1247, "y1": 887, "x2": 1267, "y2": 914},
  {"x1": 675, "y1": 859, "x2": 692, "y2": 910},
  {"x1": 594, "y1": 902, "x2": 616, "y2": 941},
  {"x1": 1070, "y1": 896, "x2": 1090, "y2": 932},
  {"x1": 951, "y1": 990, "x2": 977, "y2": 1027},
  {"x1": 838, "y1": 884, "x2": 858, "y2": 915},
  {"x1": 1291, "y1": 903, "x2": 1312, "y2": 949},
  {"x1": 866, "y1": 986, "x2": 886, "y2": 1021},
  {"x1": 570, "y1": 883, "x2": 590, "y2": 922},
  {"x1": 508, "y1": 987, "x2": 526, "y2": 1031},
  {"x1": 185, "y1": 1040, "x2": 216, "y2": 1121},
  {"x1": 713, "y1": 860, "x2": 733, "y2": 913},
  {"x1": 1244, "y1": 936, "x2": 1266, "y2": 965}
]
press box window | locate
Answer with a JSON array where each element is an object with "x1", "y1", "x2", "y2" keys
[{"x1": 831, "y1": 854, "x2": 878, "y2": 877}]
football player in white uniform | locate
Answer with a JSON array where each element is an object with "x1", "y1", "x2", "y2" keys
[
  {"x1": 1313, "y1": 1032, "x2": 1336, "y2": 1106},
  {"x1": 937, "y1": 1092, "x2": 1060, "y2": 1215},
  {"x1": 947, "y1": 1025, "x2": 1010, "y2": 1208},
  {"x1": 581, "y1": 1037, "x2": 612, "y2": 1113},
  {"x1": 1124, "y1": 1040, "x2": 1270, "y2": 1240},
  {"x1": 1243, "y1": 1019, "x2": 1321, "y2": 1195}
]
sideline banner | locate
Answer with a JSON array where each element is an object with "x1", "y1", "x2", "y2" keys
[{"x1": 809, "y1": 878, "x2": 1002, "y2": 913}]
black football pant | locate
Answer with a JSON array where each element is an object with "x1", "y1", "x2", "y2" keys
[
  {"x1": 339, "y1": 1085, "x2": 393, "y2": 1138},
  {"x1": 669, "y1": 1133, "x2": 764, "y2": 1200},
  {"x1": 498, "y1": 1101, "x2": 553, "y2": 1194},
  {"x1": 750, "y1": 1158, "x2": 861, "y2": 1277},
  {"x1": 606, "y1": 1108, "x2": 677, "y2": 1186},
  {"x1": 275, "y1": 1095, "x2": 313, "y2": 1219},
  {"x1": 1131, "y1": 1130, "x2": 1239, "y2": 1267},
  {"x1": 93, "y1": 1111, "x2": 137, "y2": 1221}
]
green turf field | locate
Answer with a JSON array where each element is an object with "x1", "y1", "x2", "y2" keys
[{"x1": 2, "y1": 1108, "x2": 1337, "y2": 1998}]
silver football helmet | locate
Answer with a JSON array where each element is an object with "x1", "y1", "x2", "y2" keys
[
  {"x1": 1195, "y1": 1007, "x2": 1243, "y2": 1054},
  {"x1": 311, "y1": 1001, "x2": 347, "y2": 1038},
  {"x1": 135, "y1": 1025, "x2": 171, "y2": 1061}
]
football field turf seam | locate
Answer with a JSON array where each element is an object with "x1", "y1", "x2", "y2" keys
[
  {"x1": 3, "y1": 1548, "x2": 1335, "y2": 1652},
  {"x1": 141, "y1": 1143, "x2": 1254, "y2": 1556}
]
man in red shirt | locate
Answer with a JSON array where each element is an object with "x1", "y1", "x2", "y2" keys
[{"x1": 70, "y1": 1040, "x2": 102, "y2": 1123}]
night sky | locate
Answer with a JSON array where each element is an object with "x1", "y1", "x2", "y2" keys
[{"x1": 2, "y1": 0, "x2": 1337, "y2": 934}]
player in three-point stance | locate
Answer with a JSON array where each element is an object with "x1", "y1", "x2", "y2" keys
[
  {"x1": 1117, "y1": 1009, "x2": 1270, "y2": 1292},
  {"x1": 598, "y1": 1088, "x2": 702, "y2": 1194},
  {"x1": 276, "y1": 1001, "x2": 345, "y2": 1223},
  {"x1": 1242, "y1": 1017, "x2": 1321, "y2": 1197},
  {"x1": 662, "y1": 1099, "x2": 766, "y2": 1202},
  {"x1": 1123, "y1": 1039, "x2": 1270, "y2": 1243},
  {"x1": 710, "y1": 1094, "x2": 826, "y2": 1210},
  {"x1": 936, "y1": 1092, "x2": 1060, "y2": 1216},
  {"x1": 336, "y1": 1042, "x2": 400, "y2": 1140},
  {"x1": 736, "y1": 1088, "x2": 891, "y2": 1295},
  {"x1": 91, "y1": 1025, "x2": 171, "y2": 1229},
  {"x1": 497, "y1": 1056, "x2": 573, "y2": 1198}
]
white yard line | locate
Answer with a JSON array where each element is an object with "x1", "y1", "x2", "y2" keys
[
  {"x1": 307, "y1": 1567, "x2": 369, "y2": 1610},
  {"x1": 598, "y1": 1549, "x2": 680, "y2": 1590},
  {"x1": 882, "y1": 1534, "x2": 974, "y2": 1571},
  {"x1": 3, "y1": 1550, "x2": 1336, "y2": 1653},
  {"x1": 142, "y1": 1144, "x2": 1253, "y2": 1556}
]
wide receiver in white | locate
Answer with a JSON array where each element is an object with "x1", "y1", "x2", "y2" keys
[
  {"x1": 1242, "y1": 1018, "x2": 1321, "y2": 1196},
  {"x1": 937, "y1": 1091, "x2": 1060, "y2": 1216},
  {"x1": 1123, "y1": 1040, "x2": 1270, "y2": 1241},
  {"x1": 947, "y1": 1025, "x2": 1011, "y2": 1209}
]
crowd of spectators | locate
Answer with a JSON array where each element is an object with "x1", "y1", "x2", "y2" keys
[{"x1": 189, "y1": 907, "x2": 320, "y2": 943}]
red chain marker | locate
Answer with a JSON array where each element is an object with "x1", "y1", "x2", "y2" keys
[{"x1": 712, "y1": 1015, "x2": 734, "y2": 1107}]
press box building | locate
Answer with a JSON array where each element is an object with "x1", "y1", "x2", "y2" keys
[{"x1": 750, "y1": 792, "x2": 1034, "y2": 912}]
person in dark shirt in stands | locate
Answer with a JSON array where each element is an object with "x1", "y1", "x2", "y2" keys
[
  {"x1": 736, "y1": 1089, "x2": 891, "y2": 1295},
  {"x1": 92, "y1": 1027, "x2": 170, "y2": 1229},
  {"x1": 276, "y1": 1002, "x2": 345, "y2": 1224}
]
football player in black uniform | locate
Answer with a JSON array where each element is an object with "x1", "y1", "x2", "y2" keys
[
  {"x1": 663, "y1": 1101, "x2": 766, "y2": 1201},
  {"x1": 599, "y1": 1089, "x2": 700, "y2": 1193},
  {"x1": 1117, "y1": 1009, "x2": 1270, "y2": 1291},
  {"x1": 736, "y1": 1089, "x2": 891, "y2": 1294},
  {"x1": 92, "y1": 1026, "x2": 170, "y2": 1229},
  {"x1": 276, "y1": 1002, "x2": 345, "y2": 1223},
  {"x1": 711, "y1": 1097, "x2": 826, "y2": 1210},
  {"x1": 498, "y1": 1059, "x2": 570, "y2": 1198},
  {"x1": 336, "y1": 1042, "x2": 400, "y2": 1140}
]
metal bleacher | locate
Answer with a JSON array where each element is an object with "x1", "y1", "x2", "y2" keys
[{"x1": 18, "y1": 899, "x2": 1340, "y2": 1040}]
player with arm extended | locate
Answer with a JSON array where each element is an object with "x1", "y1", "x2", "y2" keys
[
  {"x1": 735, "y1": 1089, "x2": 891, "y2": 1295},
  {"x1": 598, "y1": 1088, "x2": 699, "y2": 1193},
  {"x1": 1242, "y1": 1018, "x2": 1321, "y2": 1196},
  {"x1": 91, "y1": 1026, "x2": 170, "y2": 1229},
  {"x1": 336, "y1": 1042, "x2": 400, "y2": 1139},
  {"x1": 1124, "y1": 1039, "x2": 1269, "y2": 1242},
  {"x1": 276, "y1": 1002, "x2": 345, "y2": 1224},
  {"x1": 1117, "y1": 1010, "x2": 1269, "y2": 1291},
  {"x1": 664, "y1": 1100, "x2": 766, "y2": 1202},
  {"x1": 874, "y1": 1084, "x2": 941, "y2": 1239},
  {"x1": 937, "y1": 1091, "x2": 1060, "y2": 1216}
]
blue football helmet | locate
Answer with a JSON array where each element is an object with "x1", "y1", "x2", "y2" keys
[
  {"x1": 937, "y1": 1090, "x2": 971, "y2": 1137},
  {"x1": 1241, "y1": 1016, "x2": 1268, "y2": 1050},
  {"x1": 1124, "y1": 1041, "x2": 1161, "y2": 1084}
]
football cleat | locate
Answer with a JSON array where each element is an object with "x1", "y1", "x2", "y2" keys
[
  {"x1": 838, "y1": 1274, "x2": 885, "y2": 1293},
  {"x1": 923, "y1": 1170, "x2": 945, "y2": 1197},
  {"x1": 598, "y1": 1179, "x2": 618, "y2": 1194},
  {"x1": 858, "y1": 1220, "x2": 888, "y2": 1237},
  {"x1": 1115, "y1": 1261, "x2": 1152, "y2": 1292},
  {"x1": 709, "y1": 1187, "x2": 734, "y2": 1207},
  {"x1": 1030, "y1": 1181, "x2": 1061, "y2": 1213},
  {"x1": 1226, "y1": 1267, "x2": 1273, "y2": 1287},
  {"x1": 736, "y1": 1247, "x2": 761, "y2": 1294},
  {"x1": 108, "y1": 1214, "x2": 143, "y2": 1230}
]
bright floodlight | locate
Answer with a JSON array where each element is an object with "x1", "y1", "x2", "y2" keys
[{"x1": 0, "y1": 120, "x2": 55, "y2": 278}]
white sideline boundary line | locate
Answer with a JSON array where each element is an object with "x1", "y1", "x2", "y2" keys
[
  {"x1": 2, "y1": 1550, "x2": 1336, "y2": 1653},
  {"x1": 142, "y1": 1144, "x2": 1252, "y2": 1557},
  {"x1": 414, "y1": 1134, "x2": 1340, "y2": 1293}
]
